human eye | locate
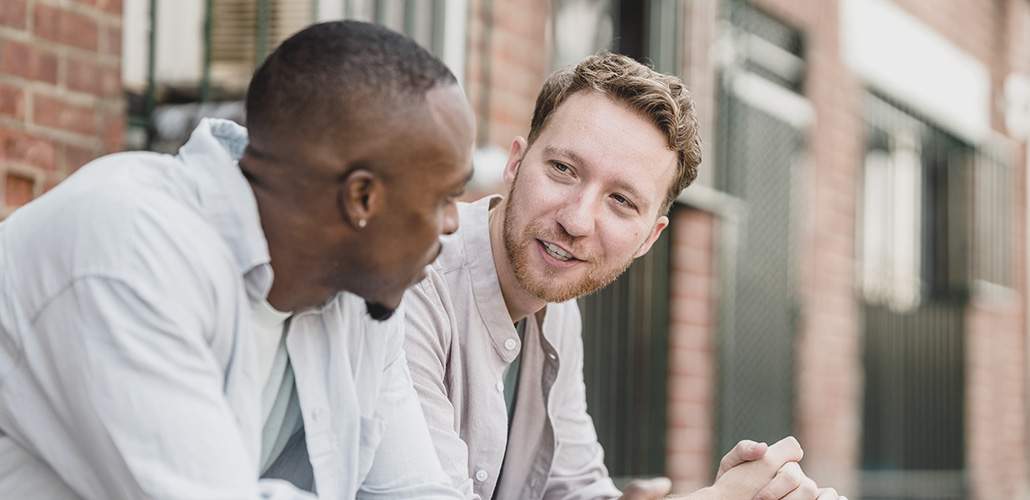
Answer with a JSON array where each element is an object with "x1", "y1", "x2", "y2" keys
[
  {"x1": 611, "y1": 193, "x2": 638, "y2": 211},
  {"x1": 551, "y1": 161, "x2": 572, "y2": 175}
]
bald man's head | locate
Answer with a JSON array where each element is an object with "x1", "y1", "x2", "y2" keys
[
  {"x1": 245, "y1": 20, "x2": 457, "y2": 162},
  {"x1": 240, "y1": 21, "x2": 475, "y2": 318}
]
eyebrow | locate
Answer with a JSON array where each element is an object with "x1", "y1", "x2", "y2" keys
[{"x1": 542, "y1": 145, "x2": 648, "y2": 208}]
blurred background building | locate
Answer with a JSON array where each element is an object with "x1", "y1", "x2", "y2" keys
[{"x1": 3, "y1": 1, "x2": 1030, "y2": 499}]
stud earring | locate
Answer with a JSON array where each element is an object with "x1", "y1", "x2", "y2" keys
[{"x1": 357, "y1": 219, "x2": 367, "y2": 229}]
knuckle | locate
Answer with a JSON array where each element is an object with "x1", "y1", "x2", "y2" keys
[{"x1": 802, "y1": 479, "x2": 818, "y2": 494}]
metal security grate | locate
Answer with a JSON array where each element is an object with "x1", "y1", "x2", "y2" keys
[
  {"x1": 859, "y1": 94, "x2": 968, "y2": 500},
  {"x1": 971, "y1": 141, "x2": 1016, "y2": 289},
  {"x1": 579, "y1": 229, "x2": 671, "y2": 478},
  {"x1": 714, "y1": 82, "x2": 803, "y2": 455},
  {"x1": 712, "y1": 0, "x2": 805, "y2": 466},
  {"x1": 861, "y1": 303, "x2": 965, "y2": 500}
]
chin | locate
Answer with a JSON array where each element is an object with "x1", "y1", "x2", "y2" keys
[{"x1": 364, "y1": 300, "x2": 397, "y2": 321}]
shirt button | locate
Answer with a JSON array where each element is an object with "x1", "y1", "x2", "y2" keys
[
  {"x1": 310, "y1": 408, "x2": 323, "y2": 423},
  {"x1": 495, "y1": 381, "x2": 504, "y2": 392},
  {"x1": 504, "y1": 338, "x2": 518, "y2": 350},
  {"x1": 475, "y1": 469, "x2": 489, "y2": 482},
  {"x1": 547, "y1": 352, "x2": 557, "y2": 360}
]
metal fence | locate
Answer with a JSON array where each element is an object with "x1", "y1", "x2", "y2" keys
[
  {"x1": 579, "y1": 228, "x2": 672, "y2": 478},
  {"x1": 858, "y1": 94, "x2": 970, "y2": 500},
  {"x1": 712, "y1": 0, "x2": 806, "y2": 462}
]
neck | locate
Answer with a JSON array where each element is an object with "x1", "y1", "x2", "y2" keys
[
  {"x1": 489, "y1": 199, "x2": 547, "y2": 323},
  {"x1": 244, "y1": 158, "x2": 337, "y2": 312}
]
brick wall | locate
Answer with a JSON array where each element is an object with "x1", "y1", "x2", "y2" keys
[
  {"x1": 0, "y1": 0, "x2": 123, "y2": 216},
  {"x1": 665, "y1": 207, "x2": 718, "y2": 494},
  {"x1": 464, "y1": 0, "x2": 550, "y2": 151},
  {"x1": 967, "y1": 297, "x2": 1028, "y2": 499},
  {"x1": 743, "y1": 1, "x2": 1030, "y2": 499}
]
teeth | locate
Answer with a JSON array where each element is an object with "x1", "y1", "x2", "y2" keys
[{"x1": 543, "y1": 241, "x2": 572, "y2": 261}]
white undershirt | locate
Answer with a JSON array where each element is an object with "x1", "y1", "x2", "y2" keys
[{"x1": 251, "y1": 300, "x2": 303, "y2": 472}]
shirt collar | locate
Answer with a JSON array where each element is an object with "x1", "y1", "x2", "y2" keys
[
  {"x1": 453, "y1": 196, "x2": 566, "y2": 363},
  {"x1": 176, "y1": 118, "x2": 273, "y2": 302}
]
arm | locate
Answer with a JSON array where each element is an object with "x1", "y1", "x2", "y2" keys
[
  {"x1": 356, "y1": 331, "x2": 464, "y2": 500},
  {"x1": 400, "y1": 281, "x2": 479, "y2": 499},
  {"x1": 14, "y1": 275, "x2": 314, "y2": 500}
]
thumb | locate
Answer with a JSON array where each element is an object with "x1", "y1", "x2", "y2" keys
[
  {"x1": 717, "y1": 440, "x2": 769, "y2": 478},
  {"x1": 621, "y1": 477, "x2": 673, "y2": 500}
]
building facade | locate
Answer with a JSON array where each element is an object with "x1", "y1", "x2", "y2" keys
[{"x1": 3, "y1": 1, "x2": 1030, "y2": 499}]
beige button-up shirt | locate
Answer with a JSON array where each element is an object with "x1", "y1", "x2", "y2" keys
[{"x1": 404, "y1": 196, "x2": 621, "y2": 500}]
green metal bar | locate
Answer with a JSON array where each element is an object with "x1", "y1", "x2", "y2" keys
[
  {"x1": 374, "y1": 0, "x2": 386, "y2": 25},
  {"x1": 200, "y1": 0, "x2": 213, "y2": 102},
  {"x1": 144, "y1": 0, "x2": 158, "y2": 149},
  {"x1": 256, "y1": 0, "x2": 270, "y2": 65},
  {"x1": 403, "y1": 0, "x2": 416, "y2": 35},
  {"x1": 431, "y1": 0, "x2": 445, "y2": 56}
]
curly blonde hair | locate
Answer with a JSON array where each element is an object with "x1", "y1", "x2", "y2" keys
[{"x1": 527, "y1": 53, "x2": 702, "y2": 213}]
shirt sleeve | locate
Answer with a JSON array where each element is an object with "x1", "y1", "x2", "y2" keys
[
  {"x1": 13, "y1": 275, "x2": 315, "y2": 500},
  {"x1": 356, "y1": 310, "x2": 465, "y2": 500},
  {"x1": 401, "y1": 280, "x2": 480, "y2": 500},
  {"x1": 542, "y1": 304, "x2": 622, "y2": 500}
]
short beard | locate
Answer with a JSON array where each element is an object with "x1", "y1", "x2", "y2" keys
[
  {"x1": 365, "y1": 301, "x2": 396, "y2": 321},
  {"x1": 501, "y1": 175, "x2": 634, "y2": 303}
]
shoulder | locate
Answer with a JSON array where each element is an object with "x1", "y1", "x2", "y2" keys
[{"x1": 4, "y1": 152, "x2": 235, "y2": 316}]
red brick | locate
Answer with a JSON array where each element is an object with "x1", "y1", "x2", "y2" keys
[
  {"x1": 4, "y1": 171, "x2": 36, "y2": 207},
  {"x1": 0, "y1": 0, "x2": 27, "y2": 29},
  {"x1": 65, "y1": 57, "x2": 119, "y2": 97},
  {"x1": 32, "y1": 94, "x2": 98, "y2": 137},
  {"x1": 0, "y1": 83, "x2": 25, "y2": 119},
  {"x1": 101, "y1": 24, "x2": 121, "y2": 57},
  {"x1": 59, "y1": 142, "x2": 98, "y2": 172},
  {"x1": 33, "y1": 4, "x2": 99, "y2": 52},
  {"x1": 0, "y1": 127, "x2": 57, "y2": 171},
  {"x1": 101, "y1": 113, "x2": 123, "y2": 152},
  {"x1": 0, "y1": 39, "x2": 59, "y2": 84},
  {"x1": 95, "y1": 0, "x2": 122, "y2": 15}
]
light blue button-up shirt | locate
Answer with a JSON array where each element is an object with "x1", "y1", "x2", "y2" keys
[{"x1": 0, "y1": 119, "x2": 460, "y2": 500}]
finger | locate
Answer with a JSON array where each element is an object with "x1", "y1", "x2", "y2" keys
[
  {"x1": 620, "y1": 477, "x2": 672, "y2": 500},
  {"x1": 816, "y1": 488, "x2": 840, "y2": 500},
  {"x1": 761, "y1": 436, "x2": 804, "y2": 471},
  {"x1": 781, "y1": 477, "x2": 819, "y2": 500},
  {"x1": 753, "y1": 462, "x2": 804, "y2": 500},
  {"x1": 717, "y1": 440, "x2": 768, "y2": 477}
]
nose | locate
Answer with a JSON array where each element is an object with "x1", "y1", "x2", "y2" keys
[
  {"x1": 442, "y1": 201, "x2": 460, "y2": 236},
  {"x1": 555, "y1": 193, "x2": 596, "y2": 238}
]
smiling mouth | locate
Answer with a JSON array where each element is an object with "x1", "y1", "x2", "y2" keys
[{"x1": 538, "y1": 239, "x2": 579, "y2": 263}]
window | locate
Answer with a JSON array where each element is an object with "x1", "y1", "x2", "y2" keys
[
  {"x1": 210, "y1": 0, "x2": 317, "y2": 93},
  {"x1": 859, "y1": 94, "x2": 977, "y2": 308}
]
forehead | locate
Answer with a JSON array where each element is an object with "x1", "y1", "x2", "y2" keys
[
  {"x1": 535, "y1": 91, "x2": 677, "y2": 206},
  {"x1": 373, "y1": 85, "x2": 475, "y2": 186}
]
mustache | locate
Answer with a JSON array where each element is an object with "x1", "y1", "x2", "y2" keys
[{"x1": 529, "y1": 228, "x2": 588, "y2": 261}]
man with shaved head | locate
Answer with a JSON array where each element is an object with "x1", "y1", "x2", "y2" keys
[{"x1": 0, "y1": 21, "x2": 472, "y2": 499}]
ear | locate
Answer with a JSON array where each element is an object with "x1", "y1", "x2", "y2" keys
[
  {"x1": 503, "y1": 137, "x2": 528, "y2": 185},
  {"x1": 634, "y1": 214, "x2": 670, "y2": 258},
  {"x1": 338, "y1": 169, "x2": 384, "y2": 229}
]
